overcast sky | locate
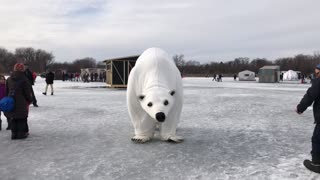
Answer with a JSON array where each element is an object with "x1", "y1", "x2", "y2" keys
[{"x1": 1, "y1": 0, "x2": 320, "y2": 63}]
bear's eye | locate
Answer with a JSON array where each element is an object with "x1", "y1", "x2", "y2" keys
[
  {"x1": 147, "y1": 102, "x2": 153, "y2": 107},
  {"x1": 164, "y1": 100, "x2": 169, "y2": 106}
]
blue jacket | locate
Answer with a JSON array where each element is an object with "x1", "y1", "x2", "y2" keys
[{"x1": 297, "y1": 78, "x2": 320, "y2": 123}]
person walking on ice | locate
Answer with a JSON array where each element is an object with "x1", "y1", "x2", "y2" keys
[
  {"x1": 296, "y1": 64, "x2": 320, "y2": 173},
  {"x1": 43, "y1": 70, "x2": 55, "y2": 95}
]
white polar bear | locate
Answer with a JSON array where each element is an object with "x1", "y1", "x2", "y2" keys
[{"x1": 127, "y1": 47, "x2": 183, "y2": 143}]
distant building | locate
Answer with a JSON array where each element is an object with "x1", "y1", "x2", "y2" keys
[
  {"x1": 103, "y1": 55, "x2": 139, "y2": 88},
  {"x1": 258, "y1": 66, "x2": 280, "y2": 83},
  {"x1": 238, "y1": 70, "x2": 256, "y2": 81}
]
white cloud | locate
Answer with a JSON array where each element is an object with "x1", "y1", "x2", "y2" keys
[{"x1": 0, "y1": 0, "x2": 320, "y2": 62}]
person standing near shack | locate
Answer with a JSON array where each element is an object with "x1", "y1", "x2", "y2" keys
[
  {"x1": 296, "y1": 64, "x2": 320, "y2": 173},
  {"x1": 42, "y1": 70, "x2": 55, "y2": 96},
  {"x1": 90, "y1": 73, "x2": 94, "y2": 82},
  {"x1": 218, "y1": 74, "x2": 223, "y2": 82},
  {"x1": 6, "y1": 63, "x2": 32, "y2": 139}
]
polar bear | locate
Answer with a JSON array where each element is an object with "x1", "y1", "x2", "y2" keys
[{"x1": 127, "y1": 47, "x2": 183, "y2": 143}]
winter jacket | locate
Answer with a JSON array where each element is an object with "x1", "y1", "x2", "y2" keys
[
  {"x1": 0, "y1": 84, "x2": 5, "y2": 100},
  {"x1": 0, "y1": 75, "x2": 6, "y2": 99},
  {"x1": 45, "y1": 72, "x2": 55, "y2": 84},
  {"x1": 5, "y1": 71, "x2": 33, "y2": 119},
  {"x1": 297, "y1": 77, "x2": 320, "y2": 123},
  {"x1": 25, "y1": 69, "x2": 34, "y2": 85}
]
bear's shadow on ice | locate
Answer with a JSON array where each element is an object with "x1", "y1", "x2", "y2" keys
[{"x1": 147, "y1": 126, "x2": 304, "y2": 166}]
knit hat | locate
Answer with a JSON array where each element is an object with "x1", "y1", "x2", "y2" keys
[{"x1": 13, "y1": 63, "x2": 25, "y2": 72}]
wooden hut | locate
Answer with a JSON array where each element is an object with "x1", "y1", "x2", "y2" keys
[{"x1": 103, "y1": 55, "x2": 139, "y2": 88}]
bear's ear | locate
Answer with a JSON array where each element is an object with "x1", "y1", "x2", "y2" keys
[
  {"x1": 138, "y1": 95, "x2": 145, "y2": 100},
  {"x1": 170, "y1": 90, "x2": 175, "y2": 96}
]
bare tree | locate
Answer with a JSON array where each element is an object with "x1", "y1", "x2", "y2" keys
[
  {"x1": 173, "y1": 54, "x2": 185, "y2": 74},
  {"x1": 0, "y1": 47, "x2": 16, "y2": 74},
  {"x1": 70, "y1": 57, "x2": 96, "y2": 72},
  {"x1": 14, "y1": 47, "x2": 54, "y2": 72}
]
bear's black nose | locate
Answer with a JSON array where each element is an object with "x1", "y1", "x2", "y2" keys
[{"x1": 156, "y1": 112, "x2": 166, "y2": 122}]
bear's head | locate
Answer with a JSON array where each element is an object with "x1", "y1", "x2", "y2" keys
[{"x1": 138, "y1": 89, "x2": 176, "y2": 123}]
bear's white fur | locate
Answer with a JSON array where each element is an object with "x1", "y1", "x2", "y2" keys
[{"x1": 127, "y1": 47, "x2": 183, "y2": 143}]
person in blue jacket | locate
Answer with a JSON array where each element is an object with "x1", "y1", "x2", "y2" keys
[{"x1": 297, "y1": 64, "x2": 320, "y2": 173}]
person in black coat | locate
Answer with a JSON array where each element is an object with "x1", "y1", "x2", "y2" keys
[
  {"x1": 24, "y1": 64, "x2": 38, "y2": 107},
  {"x1": 6, "y1": 63, "x2": 33, "y2": 139},
  {"x1": 42, "y1": 70, "x2": 55, "y2": 95},
  {"x1": 297, "y1": 64, "x2": 320, "y2": 173}
]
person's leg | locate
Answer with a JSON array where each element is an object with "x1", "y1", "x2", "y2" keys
[
  {"x1": 14, "y1": 118, "x2": 28, "y2": 139},
  {"x1": 43, "y1": 84, "x2": 48, "y2": 95},
  {"x1": 304, "y1": 123, "x2": 320, "y2": 173},
  {"x1": 24, "y1": 118, "x2": 29, "y2": 136},
  {"x1": 50, "y1": 84, "x2": 54, "y2": 95},
  {"x1": 0, "y1": 113, "x2": 2, "y2": 131},
  {"x1": 312, "y1": 123, "x2": 320, "y2": 163},
  {"x1": 6, "y1": 117, "x2": 12, "y2": 130},
  {"x1": 45, "y1": 84, "x2": 48, "y2": 93},
  {"x1": 11, "y1": 118, "x2": 17, "y2": 139},
  {"x1": 31, "y1": 86, "x2": 38, "y2": 106}
]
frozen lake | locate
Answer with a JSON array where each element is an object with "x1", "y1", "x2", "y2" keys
[{"x1": 0, "y1": 77, "x2": 319, "y2": 180}]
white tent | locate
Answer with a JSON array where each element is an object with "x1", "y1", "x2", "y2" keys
[
  {"x1": 238, "y1": 70, "x2": 256, "y2": 81},
  {"x1": 283, "y1": 70, "x2": 298, "y2": 81}
]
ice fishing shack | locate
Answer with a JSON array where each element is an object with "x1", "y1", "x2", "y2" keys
[
  {"x1": 103, "y1": 55, "x2": 139, "y2": 88},
  {"x1": 258, "y1": 66, "x2": 280, "y2": 83}
]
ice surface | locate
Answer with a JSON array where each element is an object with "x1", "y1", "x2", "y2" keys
[{"x1": 0, "y1": 77, "x2": 320, "y2": 180}]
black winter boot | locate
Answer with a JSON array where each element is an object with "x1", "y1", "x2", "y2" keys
[
  {"x1": 42, "y1": 92, "x2": 46, "y2": 95},
  {"x1": 51, "y1": 92, "x2": 53, "y2": 95},
  {"x1": 11, "y1": 133, "x2": 17, "y2": 140},
  {"x1": 304, "y1": 159, "x2": 320, "y2": 173}
]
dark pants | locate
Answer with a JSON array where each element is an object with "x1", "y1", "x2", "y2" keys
[
  {"x1": 312, "y1": 123, "x2": 320, "y2": 163},
  {"x1": 31, "y1": 86, "x2": 37, "y2": 105},
  {"x1": 11, "y1": 118, "x2": 28, "y2": 139}
]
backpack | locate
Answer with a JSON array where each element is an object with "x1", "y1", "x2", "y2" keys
[
  {"x1": 0, "y1": 80, "x2": 23, "y2": 112},
  {"x1": 0, "y1": 96, "x2": 15, "y2": 112}
]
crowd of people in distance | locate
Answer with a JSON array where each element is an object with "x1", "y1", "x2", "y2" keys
[
  {"x1": 212, "y1": 74, "x2": 223, "y2": 82},
  {"x1": 62, "y1": 71, "x2": 106, "y2": 83}
]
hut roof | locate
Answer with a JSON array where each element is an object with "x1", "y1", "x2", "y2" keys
[
  {"x1": 103, "y1": 55, "x2": 139, "y2": 62},
  {"x1": 239, "y1": 70, "x2": 255, "y2": 73},
  {"x1": 260, "y1": 66, "x2": 280, "y2": 70}
]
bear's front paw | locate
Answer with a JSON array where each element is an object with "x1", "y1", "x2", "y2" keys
[
  {"x1": 131, "y1": 136, "x2": 151, "y2": 143},
  {"x1": 167, "y1": 136, "x2": 184, "y2": 143}
]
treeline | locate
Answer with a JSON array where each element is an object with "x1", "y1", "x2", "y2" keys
[
  {"x1": 48, "y1": 57, "x2": 105, "y2": 73},
  {"x1": 0, "y1": 47, "x2": 54, "y2": 73},
  {"x1": 2, "y1": 46, "x2": 320, "y2": 76},
  {"x1": 0, "y1": 47, "x2": 103, "y2": 74},
  {"x1": 173, "y1": 53, "x2": 320, "y2": 76}
]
